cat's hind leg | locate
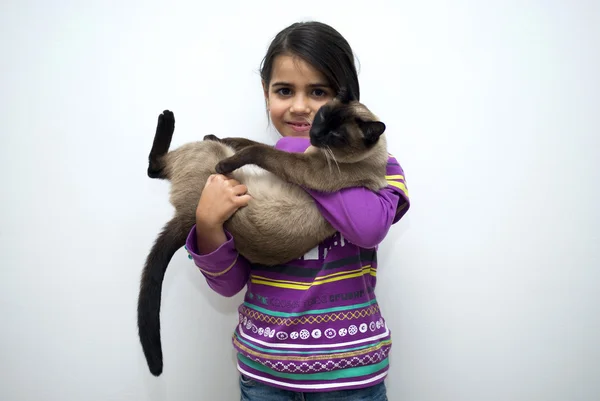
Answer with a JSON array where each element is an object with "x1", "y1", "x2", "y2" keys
[{"x1": 148, "y1": 110, "x2": 175, "y2": 179}]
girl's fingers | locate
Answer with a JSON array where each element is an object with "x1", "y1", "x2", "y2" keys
[
  {"x1": 231, "y1": 184, "x2": 248, "y2": 196},
  {"x1": 233, "y1": 194, "x2": 252, "y2": 207}
]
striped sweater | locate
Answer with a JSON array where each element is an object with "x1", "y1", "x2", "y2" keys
[{"x1": 186, "y1": 136, "x2": 410, "y2": 392}]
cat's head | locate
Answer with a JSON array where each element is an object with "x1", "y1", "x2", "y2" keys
[{"x1": 309, "y1": 89, "x2": 386, "y2": 161}]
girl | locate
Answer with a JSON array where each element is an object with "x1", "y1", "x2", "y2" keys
[{"x1": 185, "y1": 21, "x2": 410, "y2": 401}]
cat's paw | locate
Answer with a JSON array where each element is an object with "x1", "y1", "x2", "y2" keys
[
  {"x1": 203, "y1": 134, "x2": 221, "y2": 142},
  {"x1": 215, "y1": 159, "x2": 238, "y2": 175},
  {"x1": 157, "y1": 110, "x2": 175, "y2": 134},
  {"x1": 159, "y1": 109, "x2": 174, "y2": 122},
  {"x1": 215, "y1": 147, "x2": 257, "y2": 174}
]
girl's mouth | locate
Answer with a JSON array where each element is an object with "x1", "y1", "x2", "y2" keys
[{"x1": 287, "y1": 121, "x2": 311, "y2": 132}]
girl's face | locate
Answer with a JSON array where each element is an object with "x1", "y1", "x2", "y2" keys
[{"x1": 263, "y1": 54, "x2": 335, "y2": 138}]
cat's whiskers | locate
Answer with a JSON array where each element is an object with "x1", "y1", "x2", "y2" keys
[
  {"x1": 321, "y1": 147, "x2": 333, "y2": 174},
  {"x1": 326, "y1": 146, "x2": 341, "y2": 176},
  {"x1": 301, "y1": 116, "x2": 313, "y2": 125}
]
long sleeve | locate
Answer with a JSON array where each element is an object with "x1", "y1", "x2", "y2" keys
[
  {"x1": 304, "y1": 154, "x2": 410, "y2": 249},
  {"x1": 272, "y1": 137, "x2": 411, "y2": 249},
  {"x1": 185, "y1": 226, "x2": 251, "y2": 297}
]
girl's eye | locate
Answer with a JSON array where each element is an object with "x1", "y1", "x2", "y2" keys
[
  {"x1": 277, "y1": 88, "x2": 292, "y2": 96},
  {"x1": 313, "y1": 89, "x2": 327, "y2": 97}
]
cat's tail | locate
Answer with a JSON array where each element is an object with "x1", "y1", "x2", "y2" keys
[
  {"x1": 147, "y1": 110, "x2": 175, "y2": 179},
  {"x1": 137, "y1": 215, "x2": 188, "y2": 376}
]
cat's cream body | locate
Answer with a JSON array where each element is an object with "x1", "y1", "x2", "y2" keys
[{"x1": 162, "y1": 139, "x2": 338, "y2": 265}]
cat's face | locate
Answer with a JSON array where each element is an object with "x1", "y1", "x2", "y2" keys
[{"x1": 309, "y1": 99, "x2": 386, "y2": 160}]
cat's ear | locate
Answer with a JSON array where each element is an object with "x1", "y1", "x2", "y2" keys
[
  {"x1": 360, "y1": 121, "x2": 386, "y2": 145},
  {"x1": 336, "y1": 87, "x2": 351, "y2": 104}
]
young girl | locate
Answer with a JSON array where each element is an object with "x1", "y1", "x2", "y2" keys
[{"x1": 185, "y1": 21, "x2": 410, "y2": 401}]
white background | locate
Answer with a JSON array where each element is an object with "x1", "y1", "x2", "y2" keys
[{"x1": 1, "y1": 1, "x2": 598, "y2": 400}]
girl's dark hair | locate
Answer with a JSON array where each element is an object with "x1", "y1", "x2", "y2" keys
[{"x1": 259, "y1": 21, "x2": 360, "y2": 101}]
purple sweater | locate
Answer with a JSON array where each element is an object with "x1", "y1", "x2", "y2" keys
[{"x1": 185, "y1": 137, "x2": 410, "y2": 392}]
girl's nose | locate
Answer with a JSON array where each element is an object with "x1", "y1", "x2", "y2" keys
[{"x1": 290, "y1": 96, "x2": 310, "y2": 114}]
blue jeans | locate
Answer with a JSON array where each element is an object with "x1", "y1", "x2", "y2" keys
[{"x1": 239, "y1": 374, "x2": 388, "y2": 401}]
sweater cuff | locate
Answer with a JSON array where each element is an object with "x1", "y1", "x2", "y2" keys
[{"x1": 185, "y1": 225, "x2": 240, "y2": 276}]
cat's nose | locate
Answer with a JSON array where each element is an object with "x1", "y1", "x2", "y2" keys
[
  {"x1": 313, "y1": 107, "x2": 328, "y2": 125},
  {"x1": 308, "y1": 120, "x2": 326, "y2": 138}
]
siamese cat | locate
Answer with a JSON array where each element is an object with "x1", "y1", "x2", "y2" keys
[{"x1": 138, "y1": 90, "x2": 389, "y2": 376}]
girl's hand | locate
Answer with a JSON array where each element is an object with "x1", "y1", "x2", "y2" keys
[
  {"x1": 195, "y1": 174, "x2": 251, "y2": 254},
  {"x1": 196, "y1": 174, "x2": 251, "y2": 228}
]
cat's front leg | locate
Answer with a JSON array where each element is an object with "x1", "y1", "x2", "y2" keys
[
  {"x1": 215, "y1": 145, "x2": 270, "y2": 174},
  {"x1": 215, "y1": 145, "x2": 330, "y2": 189}
]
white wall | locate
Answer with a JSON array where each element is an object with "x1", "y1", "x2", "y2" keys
[{"x1": 1, "y1": 1, "x2": 598, "y2": 400}]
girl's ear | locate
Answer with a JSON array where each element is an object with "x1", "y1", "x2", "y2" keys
[{"x1": 262, "y1": 81, "x2": 270, "y2": 111}]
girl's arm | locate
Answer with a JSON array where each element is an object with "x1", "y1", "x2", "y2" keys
[
  {"x1": 188, "y1": 173, "x2": 252, "y2": 297},
  {"x1": 304, "y1": 155, "x2": 410, "y2": 249},
  {"x1": 185, "y1": 225, "x2": 250, "y2": 297}
]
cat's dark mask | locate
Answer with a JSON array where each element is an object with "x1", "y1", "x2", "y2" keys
[{"x1": 309, "y1": 98, "x2": 386, "y2": 150}]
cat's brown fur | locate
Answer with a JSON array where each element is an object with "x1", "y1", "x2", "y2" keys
[{"x1": 138, "y1": 92, "x2": 389, "y2": 376}]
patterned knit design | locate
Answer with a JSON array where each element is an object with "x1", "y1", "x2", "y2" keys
[{"x1": 232, "y1": 155, "x2": 409, "y2": 392}]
